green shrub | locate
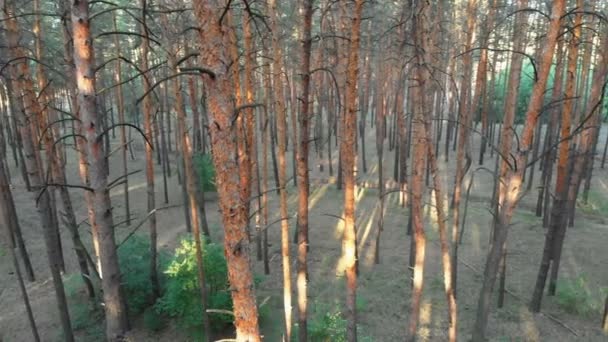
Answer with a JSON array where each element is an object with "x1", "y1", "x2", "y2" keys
[
  {"x1": 193, "y1": 153, "x2": 216, "y2": 192},
  {"x1": 118, "y1": 235, "x2": 169, "y2": 314},
  {"x1": 156, "y1": 236, "x2": 232, "y2": 337},
  {"x1": 305, "y1": 301, "x2": 373, "y2": 342},
  {"x1": 555, "y1": 276, "x2": 599, "y2": 317}
]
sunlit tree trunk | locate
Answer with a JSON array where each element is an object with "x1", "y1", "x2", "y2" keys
[
  {"x1": 472, "y1": 0, "x2": 564, "y2": 339},
  {"x1": 192, "y1": 1, "x2": 261, "y2": 340},
  {"x1": 530, "y1": 0, "x2": 582, "y2": 311},
  {"x1": 341, "y1": 1, "x2": 364, "y2": 340},
  {"x1": 407, "y1": 1, "x2": 430, "y2": 339},
  {"x1": 60, "y1": 0, "x2": 102, "y2": 274},
  {"x1": 71, "y1": 1, "x2": 130, "y2": 339},
  {"x1": 267, "y1": 0, "x2": 293, "y2": 339}
]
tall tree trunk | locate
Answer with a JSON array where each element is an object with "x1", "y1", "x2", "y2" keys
[
  {"x1": 296, "y1": 0, "x2": 313, "y2": 340},
  {"x1": 472, "y1": 0, "x2": 564, "y2": 339},
  {"x1": 341, "y1": 1, "x2": 364, "y2": 340},
  {"x1": 530, "y1": 0, "x2": 582, "y2": 311},
  {"x1": 4, "y1": 2, "x2": 75, "y2": 340},
  {"x1": 451, "y1": 0, "x2": 477, "y2": 297},
  {"x1": 267, "y1": 0, "x2": 293, "y2": 339},
  {"x1": 0, "y1": 163, "x2": 40, "y2": 342},
  {"x1": 474, "y1": 0, "x2": 497, "y2": 166},
  {"x1": 161, "y1": 12, "x2": 212, "y2": 337},
  {"x1": 139, "y1": 0, "x2": 160, "y2": 300},
  {"x1": 192, "y1": 1, "x2": 261, "y2": 340},
  {"x1": 60, "y1": 0, "x2": 101, "y2": 275},
  {"x1": 112, "y1": 11, "x2": 131, "y2": 226},
  {"x1": 407, "y1": 2, "x2": 430, "y2": 339},
  {"x1": 1, "y1": 86, "x2": 35, "y2": 282},
  {"x1": 71, "y1": 1, "x2": 130, "y2": 339}
]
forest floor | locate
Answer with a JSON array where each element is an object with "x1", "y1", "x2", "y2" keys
[{"x1": 1, "y1": 122, "x2": 607, "y2": 341}]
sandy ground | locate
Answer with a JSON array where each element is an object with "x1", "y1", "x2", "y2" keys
[{"x1": 1, "y1": 121, "x2": 607, "y2": 341}]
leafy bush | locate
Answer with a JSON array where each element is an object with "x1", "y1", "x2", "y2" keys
[
  {"x1": 156, "y1": 236, "x2": 232, "y2": 337},
  {"x1": 118, "y1": 235, "x2": 168, "y2": 314},
  {"x1": 555, "y1": 276, "x2": 599, "y2": 317},
  {"x1": 305, "y1": 301, "x2": 372, "y2": 342},
  {"x1": 193, "y1": 153, "x2": 217, "y2": 192}
]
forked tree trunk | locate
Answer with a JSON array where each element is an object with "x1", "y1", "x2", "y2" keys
[
  {"x1": 193, "y1": 1, "x2": 261, "y2": 340},
  {"x1": 472, "y1": 0, "x2": 564, "y2": 339},
  {"x1": 71, "y1": 1, "x2": 130, "y2": 339}
]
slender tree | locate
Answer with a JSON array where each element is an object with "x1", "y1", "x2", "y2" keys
[
  {"x1": 71, "y1": 1, "x2": 130, "y2": 339},
  {"x1": 296, "y1": 0, "x2": 313, "y2": 340}
]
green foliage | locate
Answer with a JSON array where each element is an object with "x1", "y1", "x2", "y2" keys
[
  {"x1": 193, "y1": 153, "x2": 217, "y2": 192},
  {"x1": 61, "y1": 274, "x2": 103, "y2": 342},
  {"x1": 303, "y1": 300, "x2": 372, "y2": 342},
  {"x1": 156, "y1": 236, "x2": 232, "y2": 337},
  {"x1": 310, "y1": 309, "x2": 348, "y2": 341},
  {"x1": 577, "y1": 190, "x2": 608, "y2": 216},
  {"x1": 118, "y1": 235, "x2": 169, "y2": 314},
  {"x1": 492, "y1": 61, "x2": 556, "y2": 124},
  {"x1": 555, "y1": 276, "x2": 600, "y2": 317}
]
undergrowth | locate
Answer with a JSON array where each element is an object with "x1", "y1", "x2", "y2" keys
[
  {"x1": 193, "y1": 153, "x2": 217, "y2": 192},
  {"x1": 62, "y1": 234, "x2": 268, "y2": 339},
  {"x1": 555, "y1": 276, "x2": 603, "y2": 317},
  {"x1": 294, "y1": 299, "x2": 372, "y2": 342},
  {"x1": 577, "y1": 190, "x2": 608, "y2": 216}
]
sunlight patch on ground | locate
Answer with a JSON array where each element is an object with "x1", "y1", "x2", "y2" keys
[
  {"x1": 334, "y1": 210, "x2": 345, "y2": 239},
  {"x1": 355, "y1": 186, "x2": 367, "y2": 204},
  {"x1": 110, "y1": 181, "x2": 146, "y2": 197},
  {"x1": 471, "y1": 222, "x2": 482, "y2": 254},
  {"x1": 359, "y1": 205, "x2": 378, "y2": 267},
  {"x1": 158, "y1": 224, "x2": 186, "y2": 246},
  {"x1": 418, "y1": 300, "x2": 433, "y2": 340},
  {"x1": 309, "y1": 183, "x2": 330, "y2": 210},
  {"x1": 599, "y1": 178, "x2": 607, "y2": 191},
  {"x1": 519, "y1": 307, "x2": 540, "y2": 341}
]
